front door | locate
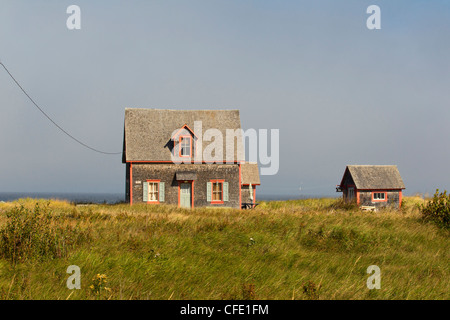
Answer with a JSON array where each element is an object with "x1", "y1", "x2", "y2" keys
[{"x1": 180, "y1": 183, "x2": 192, "y2": 208}]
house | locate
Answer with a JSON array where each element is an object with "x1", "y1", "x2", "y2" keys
[
  {"x1": 336, "y1": 165, "x2": 405, "y2": 209},
  {"x1": 122, "y1": 108, "x2": 260, "y2": 208}
]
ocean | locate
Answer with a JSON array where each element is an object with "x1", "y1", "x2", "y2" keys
[
  {"x1": 0, "y1": 192, "x2": 125, "y2": 204},
  {"x1": 0, "y1": 192, "x2": 337, "y2": 204}
]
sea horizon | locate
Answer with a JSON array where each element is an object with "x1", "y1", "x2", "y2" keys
[
  {"x1": 0, "y1": 192, "x2": 125, "y2": 204},
  {"x1": 0, "y1": 191, "x2": 339, "y2": 204}
]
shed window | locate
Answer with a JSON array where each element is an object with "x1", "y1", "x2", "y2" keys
[{"x1": 373, "y1": 192, "x2": 386, "y2": 201}]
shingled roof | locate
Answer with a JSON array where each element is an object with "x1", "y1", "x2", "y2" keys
[
  {"x1": 341, "y1": 165, "x2": 405, "y2": 190},
  {"x1": 123, "y1": 108, "x2": 245, "y2": 162},
  {"x1": 241, "y1": 163, "x2": 260, "y2": 185}
]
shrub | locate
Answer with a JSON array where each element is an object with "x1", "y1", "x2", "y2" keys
[
  {"x1": 302, "y1": 280, "x2": 320, "y2": 300},
  {"x1": 0, "y1": 202, "x2": 90, "y2": 264},
  {"x1": 420, "y1": 189, "x2": 450, "y2": 229}
]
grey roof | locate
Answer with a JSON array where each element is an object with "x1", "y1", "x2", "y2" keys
[
  {"x1": 241, "y1": 163, "x2": 261, "y2": 185},
  {"x1": 342, "y1": 165, "x2": 405, "y2": 189},
  {"x1": 123, "y1": 108, "x2": 244, "y2": 162}
]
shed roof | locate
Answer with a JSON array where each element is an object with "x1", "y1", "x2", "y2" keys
[
  {"x1": 123, "y1": 108, "x2": 244, "y2": 162},
  {"x1": 341, "y1": 165, "x2": 405, "y2": 190},
  {"x1": 241, "y1": 163, "x2": 261, "y2": 185}
]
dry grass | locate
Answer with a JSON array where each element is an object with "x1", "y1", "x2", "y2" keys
[{"x1": 0, "y1": 196, "x2": 448, "y2": 300}]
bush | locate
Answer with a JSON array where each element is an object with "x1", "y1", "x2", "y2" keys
[
  {"x1": 0, "y1": 202, "x2": 90, "y2": 264},
  {"x1": 420, "y1": 189, "x2": 450, "y2": 229},
  {"x1": 302, "y1": 280, "x2": 320, "y2": 300}
]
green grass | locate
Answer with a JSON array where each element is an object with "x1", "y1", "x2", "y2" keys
[{"x1": 0, "y1": 197, "x2": 448, "y2": 300}]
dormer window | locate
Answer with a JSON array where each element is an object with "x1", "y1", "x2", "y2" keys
[
  {"x1": 179, "y1": 135, "x2": 192, "y2": 157},
  {"x1": 172, "y1": 124, "x2": 197, "y2": 160}
]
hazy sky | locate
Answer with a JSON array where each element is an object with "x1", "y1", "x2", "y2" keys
[{"x1": 1, "y1": 0, "x2": 450, "y2": 197}]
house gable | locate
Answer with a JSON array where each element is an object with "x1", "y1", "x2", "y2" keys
[
  {"x1": 171, "y1": 124, "x2": 198, "y2": 159},
  {"x1": 171, "y1": 124, "x2": 198, "y2": 140},
  {"x1": 339, "y1": 167, "x2": 355, "y2": 188}
]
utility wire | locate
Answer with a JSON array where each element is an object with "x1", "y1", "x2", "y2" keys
[{"x1": 0, "y1": 61, "x2": 122, "y2": 155}]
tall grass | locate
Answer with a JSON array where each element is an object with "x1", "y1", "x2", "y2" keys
[
  {"x1": 0, "y1": 197, "x2": 448, "y2": 300},
  {"x1": 0, "y1": 202, "x2": 91, "y2": 264}
]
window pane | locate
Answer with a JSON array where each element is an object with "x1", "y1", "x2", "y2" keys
[
  {"x1": 212, "y1": 182, "x2": 222, "y2": 201},
  {"x1": 181, "y1": 137, "x2": 191, "y2": 156},
  {"x1": 148, "y1": 182, "x2": 158, "y2": 201},
  {"x1": 374, "y1": 192, "x2": 385, "y2": 200}
]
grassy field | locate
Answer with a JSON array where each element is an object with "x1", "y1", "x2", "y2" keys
[{"x1": 0, "y1": 197, "x2": 448, "y2": 300}]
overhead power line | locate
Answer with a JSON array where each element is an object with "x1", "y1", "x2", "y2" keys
[{"x1": 0, "y1": 61, "x2": 122, "y2": 155}]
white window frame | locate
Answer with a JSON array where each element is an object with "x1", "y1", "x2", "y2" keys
[
  {"x1": 373, "y1": 192, "x2": 386, "y2": 201},
  {"x1": 147, "y1": 181, "x2": 159, "y2": 202},
  {"x1": 179, "y1": 136, "x2": 192, "y2": 157}
]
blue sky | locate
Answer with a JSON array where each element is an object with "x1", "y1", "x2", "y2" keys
[{"x1": 1, "y1": 1, "x2": 450, "y2": 197}]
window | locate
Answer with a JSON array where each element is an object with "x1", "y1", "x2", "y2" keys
[
  {"x1": 143, "y1": 180, "x2": 165, "y2": 203},
  {"x1": 212, "y1": 181, "x2": 223, "y2": 202},
  {"x1": 179, "y1": 136, "x2": 192, "y2": 157},
  {"x1": 148, "y1": 182, "x2": 159, "y2": 202},
  {"x1": 207, "y1": 181, "x2": 228, "y2": 203},
  {"x1": 373, "y1": 192, "x2": 386, "y2": 201}
]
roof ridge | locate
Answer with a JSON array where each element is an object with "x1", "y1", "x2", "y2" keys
[
  {"x1": 125, "y1": 107, "x2": 240, "y2": 111},
  {"x1": 347, "y1": 164, "x2": 397, "y2": 167}
]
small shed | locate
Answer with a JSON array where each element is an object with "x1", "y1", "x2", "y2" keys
[{"x1": 337, "y1": 165, "x2": 405, "y2": 209}]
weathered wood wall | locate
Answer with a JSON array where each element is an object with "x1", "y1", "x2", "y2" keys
[
  {"x1": 358, "y1": 190, "x2": 401, "y2": 209},
  {"x1": 129, "y1": 163, "x2": 240, "y2": 208}
]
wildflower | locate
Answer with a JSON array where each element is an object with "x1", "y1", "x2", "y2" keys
[{"x1": 90, "y1": 273, "x2": 110, "y2": 297}]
